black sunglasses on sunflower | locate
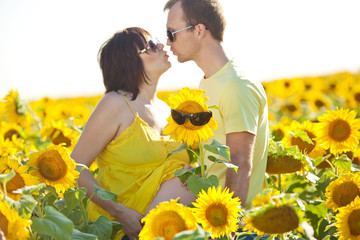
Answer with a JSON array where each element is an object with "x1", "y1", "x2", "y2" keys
[
  {"x1": 166, "y1": 25, "x2": 193, "y2": 42},
  {"x1": 138, "y1": 38, "x2": 162, "y2": 54},
  {"x1": 171, "y1": 109, "x2": 212, "y2": 126}
]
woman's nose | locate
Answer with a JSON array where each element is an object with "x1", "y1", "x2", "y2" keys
[{"x1": 157, "y1": 43, "x2": 164, "y2": 51}]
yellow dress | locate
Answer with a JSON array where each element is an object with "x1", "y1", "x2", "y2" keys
[{"x1": 87, "y1": 95, "x2": 189, "y2": 239}]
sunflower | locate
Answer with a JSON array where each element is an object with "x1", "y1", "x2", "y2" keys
[
  {"x1": 282, "y1": 120, "x2": 316, "y2": 154},
  {"x1": 336, "y1": 195, "x2": 360, "y2": 240},
  {"x1": 251, "y1": 189, "x2": 281, "y2": 208},
  {"x1": 302, "y1": 89, "x2": 332, "y2": 113},
  {"x1": 325, "y1": 172, "x2": 360, "y2": 211},
  {"x1": 266, "y1": 140, "x2": 305, "y2": 174},
  {"x1": 243, "y1": 194, "x2": 303, "y2": 236},
  {"x1": 314, "y1": 108, "x2": 360, "y2": 155},
  {"x1": 40, "y1": 120, "x2": 80, "y2": 150},
  {"x1": 266, "y1": 155, "x2": 302, "y2": 174},
  {"x1": 192, "y1": 186, "x2": 242, "y2": 239},
  {"x1": 2, "y1": 89, "x2": 33, "y2": 127},
  {"x1": 139, "y1": 198, "x2": 197, "y2": 240},
  {"x1": 352, "y1": 148, "x2": 360, "y2": 166},
  {"x1": 27, "y1": 144, "x2": 79, "y2": 196},
  {"x1": 346, "y1": 83, "x2": 360, "y2": 109},
  {"x1": 0, "y1": 197, "x2": 32, "y2": 240},
  {"x1": 279, "y1": 97, "x2": 303, "y2": 119},
  {"x1": 0, "y1": 121, "x2": 23, "y2": 141},
  {"x1": 163, "y1": 87, "x2": 217, "y2": 149},
  {"x1": 302, "y1": 76, "x2": 326, "y2": 93},
  {"x1": 0, "y1": 158, "x2": 39, "y2": 200},
  {"x1": 270, "y1": 122, "x2": 289, "y2": 142},
  {"x1": 266, "y1": 78, "x2": 305, "y2": 99},
  {"x1": 0, "y1": 136, "x2": 20, "y2": 158}
]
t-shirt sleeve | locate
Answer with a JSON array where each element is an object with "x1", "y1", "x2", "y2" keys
[{"x1": 219, "y1": 79, "x2": 261, "y2": 135}]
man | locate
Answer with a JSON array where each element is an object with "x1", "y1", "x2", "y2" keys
[{"x1": 164, "y1": 0, "x2": 269, "y2": 208}]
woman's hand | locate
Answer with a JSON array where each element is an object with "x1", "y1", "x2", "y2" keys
[{"x1": 114, "y1": 206, "x2": 143, "y2": 240}]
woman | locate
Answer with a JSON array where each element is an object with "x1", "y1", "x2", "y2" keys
[{"x1": 71, "y1": 27, "x2": 195, "y2": 240}]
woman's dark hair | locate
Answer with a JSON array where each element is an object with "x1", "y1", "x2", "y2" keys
[{"x1": 98, "y1": 27, "x2": 150, "y2": 100}]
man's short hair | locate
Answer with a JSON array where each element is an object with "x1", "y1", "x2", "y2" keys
[{"x1": 164, "y1": 0, "x2": 226, "y2": 42}]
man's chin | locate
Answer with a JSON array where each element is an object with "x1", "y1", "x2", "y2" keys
[{"x1": 177, "y1": 56, "x2": 188, "y2": 63}]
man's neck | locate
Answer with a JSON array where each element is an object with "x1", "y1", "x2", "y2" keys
[{"x1": 195, "y1": 42, "x2": 229, "y2": 79}]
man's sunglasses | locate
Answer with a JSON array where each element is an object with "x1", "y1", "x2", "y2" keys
[
  {"x1": 138, "y1": 38, "x2": 162, "y2": 54},
  {"x1": 166, "y1": 25, "x2": 193, "y2": 42},
  {"x1": 171, "y1": 109, "x2": 212, "y2": 126}
]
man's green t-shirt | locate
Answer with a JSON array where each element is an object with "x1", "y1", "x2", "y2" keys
[{"x1": 199, "y1": 59, "x2": 269, "y2": 207}]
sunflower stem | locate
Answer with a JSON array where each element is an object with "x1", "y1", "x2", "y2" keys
[
  {"x1": 1, "y1": 182, "x2": 7, "y2": 199},
  {"x1": 199, "y1": 139, "x2": 205, "y2": 178},
  {"x1": 25, "y1": 101, "x2": 42, "y2": 131},
  {"x1": 278, "y1": 174, "x2": 282, "y2": 192},
  {"x1": 76, "y1": 182, "x2": 89, "y2": 225}
]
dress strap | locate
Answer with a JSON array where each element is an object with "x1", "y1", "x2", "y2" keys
[{"x1": 117, "y1": 90, "x2": 137, "y2": 117}]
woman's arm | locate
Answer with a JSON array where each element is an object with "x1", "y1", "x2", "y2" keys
[{"x1": 71, "y1": 93, "x2": 143, "y2": 238}]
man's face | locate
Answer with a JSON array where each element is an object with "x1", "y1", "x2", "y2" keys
[{"x1": 166, "y1": 1, "x2": 197, "y2": 63}]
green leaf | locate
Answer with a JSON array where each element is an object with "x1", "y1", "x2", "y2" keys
[
  {"x1": 173, "y1": 225, "x2": 209, "y2": 240},
  {"x1": 208, "y1": 105, "x2": 219, "y2": 110},
  {"x1": 83, "y1": 215, "x2": 113, "y2": 240},
  {"x1": 208, "y1": 156, "x2": 238, "y2": 174},
  {"x1": 31, "y1": 206, "x2": 74, "y2": 240},
  {"x1": 292, "y1": 129, "x2": 313, "y2": 144},
  {"x1": 187, "y1": 175, "x2": 219, "y2": 195},
  {"x1": 0, "y1": 169, "x2": 15, "y2": 184},
  {"x1": 305, "y1": 202, "x2": 327, "y2": 219},
  {"x1": 332, "y1": 154, "x2": 352, "y2": 170},
  {"x1": 17, "y1": 195, "x2": 37, "y2": 219},
  {"x1": 314, "y1": 155, "x2": 330, "y2": 167},
  {"x1": 174, "y1": 167, "x2": 202, "y2": 184},
  {"x1": 64, "y1": 187, "x2": 87, "y2": 211},
  {"x1": 166, "y1": 143, "x2": 188, "y2": 159},
  {"x1": 91, "y1": 183, "x2": 118, "y2": 203},
  {"x1": 13, "y1": 183, "x2": 46, "y2": 195},
  {"x1": 204, "y1": 140, "x2": 230, "y2": 161},
  {"x1": 110, "y1": 221, "x2": 123, "y2": 240},
  {"x1": 72, "y1": 229, "x2": 98, "y2": 240},
  {"x1": 187, "y1": 149, "x2": 199, "y2": 164}
]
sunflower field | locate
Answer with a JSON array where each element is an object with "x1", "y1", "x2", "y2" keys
[{"x1": 1, "y1": 70, "x2": 360, "y2": 240}]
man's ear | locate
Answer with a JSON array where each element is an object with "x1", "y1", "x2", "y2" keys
[{"x1": 195, "y1": 23, "x2": 207, "y2": 39}]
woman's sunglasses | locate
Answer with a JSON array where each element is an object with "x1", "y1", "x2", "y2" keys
[
  {"x1": 166, "y1": 25, "x2": 193, "y2": 42},
  {"x1": 138, "y1": 38, "x2": 162, "y2": 54},
  {"x1": 171, "y1": 109, "x2": 212, "y2": 126}
]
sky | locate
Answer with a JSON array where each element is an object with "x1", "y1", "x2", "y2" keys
[{"x1": 1, "y1": 0, "x2": 360, "y2": 101}]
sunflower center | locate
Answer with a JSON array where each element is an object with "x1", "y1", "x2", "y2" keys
[
  {"x1": 348, "y1": 209, "x2": 360, "y2": 236},
  {"x1": 152, "y1": 210, "x2": 187, "y2": 240},
  {"x1": 328, "y1": 119, "x2": 351, "y2": 142},
  {"x1": 286, "y1": 104, "x2": 297, "y2": 112},
  {"x1": 252, "y1": 205, "x2": 299, "y2": 234},
  {"x1": 50, "y1": 129, "x2": 71, "y2": 147},
  {"x1": 333, "y1": 182, "x2": 360, "y2": 208},
  {"x1": 273, "y1": 129, "x2": 284, "y2": 141},
  {"x1": 205, "y1": 203, "x2": 228, "y2": 226},
  {"x1": 266, "y1": 155, "x2": 302, "y2": 174},
  {"x1": 4, "y1": 129, "x2": 20, "y2": 140},
  {"x1": 176, "y1": 101, "x2": 206, "y2": 130},
  {"x1": 7, "y1": 172, "x2": 25, "y2": 193},
  {"x1": 315, "y1": 100, "x2": 325, "y2": 108},
  {"x1": 38, "y1": 150, "x2": 68, "y2": 181},
  {"x1": 290, "y1": 131, "x2": 316, "y2": 153},
  {"x1": 0, "y1": 212, "x2": 8, "y2": 235},
  {"x1": 355, "y1": 92, "x2": 360, "y2": 102}
]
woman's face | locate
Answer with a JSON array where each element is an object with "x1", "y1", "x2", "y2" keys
[{"x1": 139, "y1": 35, "x2": 171, "y2": 79}]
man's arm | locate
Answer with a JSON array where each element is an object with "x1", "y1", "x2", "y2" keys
[{"x1": 225, "y1": 131, "x2": 256, "y2": 207}]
